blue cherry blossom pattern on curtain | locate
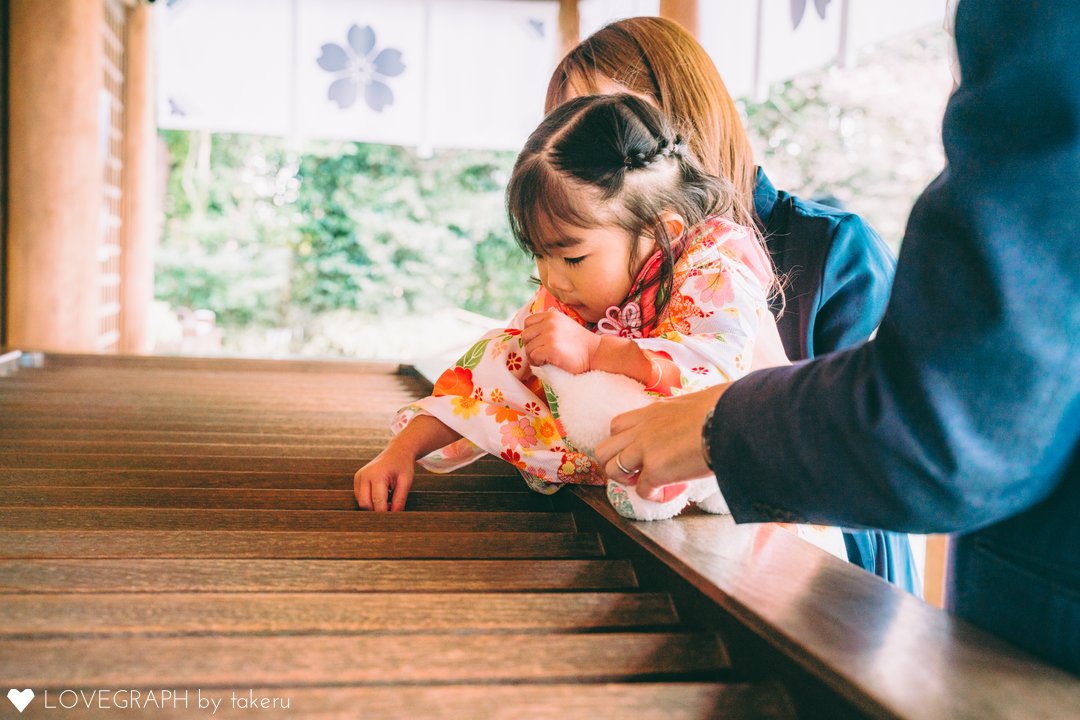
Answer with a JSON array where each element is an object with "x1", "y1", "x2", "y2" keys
[
  {"x1": 790, "y1": 0, "x2": 832, "y2": 29},
  {"x1": 316, "y1": 24, "x2": 406, "y2": 112}
]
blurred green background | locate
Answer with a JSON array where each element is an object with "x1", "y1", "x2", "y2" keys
[{"x1": 154, "y1": 27, "x2": 950, "y2": 359}]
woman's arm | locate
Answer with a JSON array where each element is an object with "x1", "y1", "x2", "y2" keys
[
  {"x1": 601, "y1": 0, "x2": 1080, "y2": 532},
  {"x1": 812, "y1": 214, "x2": 895, "y2": 355}
]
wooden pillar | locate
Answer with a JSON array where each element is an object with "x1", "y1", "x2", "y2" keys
[
  {"x1": 119, "y1": 2, "x2": 156, "y2": 354},
  {"x1": 7, "y1": 0, "x2": 104, "y2": 351},
  {"x1": 557, "y1": 0, "x2": 580, "y2": 60},
  {"x1": 1, "y1": 0, "x2": 9, "y2": 348},
  {"x1": 923, "y1": 535, "x2": 951, "y2": 609},
  {"x1": 659, "y1": 0, "x2": 699, "y2": 37}
]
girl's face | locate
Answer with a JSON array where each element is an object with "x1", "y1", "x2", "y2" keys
[{"x1": 534, "y1": 220, "x2": 657, "y2": 323}]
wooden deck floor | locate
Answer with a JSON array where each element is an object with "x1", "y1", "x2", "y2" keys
[
  {"x1": 1, "y1": 353, "x2": 1078, "y2": 719},
  {"x1": 0, "y1": 355, "x2": 792, "y2": 719}
]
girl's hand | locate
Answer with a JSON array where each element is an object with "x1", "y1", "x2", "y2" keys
[
  {"x1": 750, "y1": 311, "x2": 791, "y2": 371},
  {"x1": 522, "y1": 310, "x2": 601, "y2": 373},
  {"x1": 354, "y1": 415, "x2": 462, "y2": 512},
  {"x1": 354, "y1": 444, "x2": 415, "y2": 512}
]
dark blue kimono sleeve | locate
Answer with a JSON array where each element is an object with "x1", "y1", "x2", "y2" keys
[{"x1": 708, "y1": 0, "x2": 1080, "y2": 534}]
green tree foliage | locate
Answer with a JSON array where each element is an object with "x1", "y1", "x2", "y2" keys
[
  {"x1": 156, "y1": 26, "x2": 950, "y2": 356},
  {"x1": 290, "y1": 142, "x2": 530, "y2": 318},
  {"x1": 157, "y1": 131, "x2": 295, "y2": 327},
  {"x1": 156, "y1": 131, "x2": 533, "y2": 343}
]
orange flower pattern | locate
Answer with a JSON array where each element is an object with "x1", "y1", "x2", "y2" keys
[{"x1": 392, "y1": 217, "x2": 772, "y2": 491}]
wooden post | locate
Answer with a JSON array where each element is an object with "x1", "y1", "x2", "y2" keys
[
  {"x1": 7, "y1": 0, "x2": 105, "y2": 351},
  {"x1": 659, "y1": 0, "x2": 700, "y2": 38},
  {"x1": 923, "y1": 534, "x2": 951, "y2": 608},
  {"x1": 557, "y1": 0, "x2": 580, "y2": 60},
  {"x1": 1, "y1": 0, "x2": 8, "y2": 347},
  {"x1": 119, "y1": 1, "x2": 157, "y2": 354}
]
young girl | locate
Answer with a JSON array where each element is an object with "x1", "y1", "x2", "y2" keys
[
  {"x1": 547, "y1": 19, "x2": 917, "y2": 590},
  {"x1": 354, "y1": 93, "x2": 780, "y2": 513}
]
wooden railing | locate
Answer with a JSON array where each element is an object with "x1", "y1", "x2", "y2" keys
[{"x1": 0, "y1": 353, "x2": 1077, "y2": 719}]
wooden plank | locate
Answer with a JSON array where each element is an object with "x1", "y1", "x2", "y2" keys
[
  {"x1": 0, "y1": 374, "x2": 418, "y2": 391},
  {"x1": 0, "y1": 382, "x2": 411, "y2": 397},
  {"x1": 0, "y1": 392, "x2": 419, "y2": 409},
  {"x1": 0, "y1": 411, "x2": 414, "y2": 427},
  {"x1": 0, "y1": 559, "x2": 638, "y2": 592},
  {"x1": 0, "y1": 379, "x2": 413, "y2": 395},
  {"x1": 3, "y1": 439, "x2": 402, "y2": 453},
  {"x1": 0, "y1": 469, "x2": 526, "y2": 490},
  {"x1": 0, "y1": 396, "x2": 421, "y2": 414},
  {"x1": 0, "y1": 508, "x2": 576, "y2": 532},
  {"x1": 14, "y1": 683, "x2": 796, "y2": 720},
  {"x1": 0, "y1": 530, "x2": 606, "y2": 559},
  {"x1": 0, "y1": 633, "x2": 727, "y2": 686},
  {"x1": 0, "y1": 419, "x2": 396, "y2": 435},
  {"x1": 0, "y1": 452, "x2": 511, "y2": 473},
  {"x1": 16, "y1": 352, "x2": 405, "y2": 373},
  {"x1": 0, "y1": 488, "x2": 552, "y2": 512},
  {"x1": 0, "y1": 591, "x2": 679, "y2": 636},
  {"x1": 0, "y1": 370, "x2": 415, "y2": 387},
  {"x1": 0, "y1": 429, "x2": 388, "y2": 444},
  {"x1": 562, "y1": 487, "x2": 1080, "y2": 720}
]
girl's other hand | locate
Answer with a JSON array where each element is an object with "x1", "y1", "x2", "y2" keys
[
  {"x1": 354, "y1": 445, "x2": 415, "y2": 512},
  {"x1": 750, "y1": 312, "x2": 791, "y2": 371},
  {"x1": 522, "y1": 310, "x2": 601, "y2": 374}
]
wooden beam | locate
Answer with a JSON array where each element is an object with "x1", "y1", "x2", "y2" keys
[
  {"x1": 923, "y1": 534, "x2": 951, "y2": 608},
  {"x1": 557, "y1": 0, "x2": 580, "y2": 59},
  {"x1": 660, "y1": 0, "x2": 700, "y2": 38},
  {"x1": 7, "y1": 0, "x2": 105, "y2": 351},
  {"x1": 119, "y1": 1, "x2": 157, "y2": 353}
]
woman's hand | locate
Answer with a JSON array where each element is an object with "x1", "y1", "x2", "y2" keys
[
  {"x1": 595, "y1": 384, "x2": 729, "y2": 500},
  {"x1": 354, "y1": 444, "x2": 415, "y2": 512},
  {"x1": 522, "y1": 311, "x2": 601, "y2": 373}
]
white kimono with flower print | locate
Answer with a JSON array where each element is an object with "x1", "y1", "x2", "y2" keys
[{"x1": 392, "y1": 217, "x2": 772, "y2": 493}]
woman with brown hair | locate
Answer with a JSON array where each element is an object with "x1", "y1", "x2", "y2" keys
[{"x1": 548, "y1": 16, "x2": 918, "y2": 594}]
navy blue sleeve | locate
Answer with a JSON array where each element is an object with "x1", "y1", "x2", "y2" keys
[
  {"x1": 812, "y1": 214, "x2": 895, "y2": 355},
  {"x1": 709, "y1": 0, "x2": 1080, "y2": 534}
]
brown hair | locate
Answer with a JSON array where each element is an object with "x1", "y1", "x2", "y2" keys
[
  {"x1": 545, "y1": 16, "x2": 758, "y2": 230},
  {"x1": 507, "y1": 94, "x2": 736, "y2": 325}
]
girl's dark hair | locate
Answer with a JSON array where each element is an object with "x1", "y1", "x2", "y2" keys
[{"x1": 507, "y1": 93, "x2": 736, "y2": 324}]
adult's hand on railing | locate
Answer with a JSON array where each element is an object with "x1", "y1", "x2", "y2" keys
[{"x1": 596, "y1": 383, "x2": 728, "y2": 501}]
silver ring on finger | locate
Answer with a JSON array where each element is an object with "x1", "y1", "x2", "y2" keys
[{"x1": 615, "y1": 451, "x2": 640, "y2": 476}]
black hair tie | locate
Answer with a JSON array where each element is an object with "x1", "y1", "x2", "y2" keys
[{"x1": 623, "y1": 150, "x2": 649, "y2": 170}]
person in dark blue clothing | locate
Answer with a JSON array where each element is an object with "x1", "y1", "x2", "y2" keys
[
  {"x1": 754, "y1": 170, "x2": 919, "y2": 590},
  {"x1": 755, "y1": 171, "x2": 895, "y2": 361},
  {"x1": 597, "y1": 0, "x2": 1080, "y2": 674},
  {"x1": 546, "y1": 15, "x2": 920, "y2": 594}
]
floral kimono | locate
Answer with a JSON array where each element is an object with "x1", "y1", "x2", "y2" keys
[{"x1": 393, "y1": 216, "x2": 774, "y2": 493}]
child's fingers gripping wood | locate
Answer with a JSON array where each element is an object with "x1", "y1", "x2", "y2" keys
[
  {"x1": 354, "y1": 448, "x2": 415, "y2": 512},
  {"x1": 356, "y1": 416, "x2": 460, "y2": 512}
]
